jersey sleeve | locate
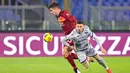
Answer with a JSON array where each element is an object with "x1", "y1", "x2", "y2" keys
[
  {"x1": 87, "y1": 26, "x2": 102, "y2": 47},
  {"x1": 61, "y1": 30, "x2": 75, "y2": 46}
]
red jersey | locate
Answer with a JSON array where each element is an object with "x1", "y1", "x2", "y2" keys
[{"x1": 58, "y1": 10, "x2": 77, "y2": 35}]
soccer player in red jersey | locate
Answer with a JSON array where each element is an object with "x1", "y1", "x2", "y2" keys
[{"x1": 49, "y1": 3, "x2": 80, "y2": 73}]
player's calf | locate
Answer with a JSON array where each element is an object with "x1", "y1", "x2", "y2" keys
[
  {"x1": 63, "y1": 46, "x2": 80, "y2": 73},
  {"x1": 93, "y1": 54, "x2": 109, "y2": 69}
]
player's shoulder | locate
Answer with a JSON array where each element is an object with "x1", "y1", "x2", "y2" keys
[
  {"x1": 84, "y1": 25, "x2": 91, "y2": 32},
  {"x1": 69, "y1": 28, "x2": 76, "y2": 35},
  {"x1": 62, "y1": 10, "x2": 71, "y2": 16},
  {"x1": 62, "y1": 10, "x2": 70, "y2": 13},
  {"x1": 84, "y1": 25, "x2": 89, "y2": 29},
  {"x1": 72, "y1": 29, "x2": 77, "y2": 34}
]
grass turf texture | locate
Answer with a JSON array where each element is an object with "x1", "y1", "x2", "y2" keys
[{"x1": 0, "y1": 57, "x2": 129, "y2": 73}]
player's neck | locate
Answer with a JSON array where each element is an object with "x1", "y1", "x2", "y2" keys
[{"x1": 57, "y1": 9, "x2": 61, "y2": 16}]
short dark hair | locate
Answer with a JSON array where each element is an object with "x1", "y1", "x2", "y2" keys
[
  {"x1": 49, "y1": 2, "x2": 59, "y2": 9},
  {"x1": 77, "y1": 21, "x2": 85, "y2": 25}
]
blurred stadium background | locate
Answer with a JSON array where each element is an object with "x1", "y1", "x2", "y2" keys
[{"x1": 0, "y1": 0, "x2": 130, "y2": 73}]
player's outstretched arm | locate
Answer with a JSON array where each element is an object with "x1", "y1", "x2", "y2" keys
[
  {"x1": 92, "y1": 33, "x2": 107, "y2": 54},
  {"x1": 61, "y1": 31, "x2": 73, "y2": 45},
  {"x1": 61, "y1": 36, "x2": 74, "y2": 51},
  {"x1": 61, "y1": 37, "x2": 70, "y2": 47},
  {"x1": 100, "y1": 46, "x2": 107, "y2": 54}
]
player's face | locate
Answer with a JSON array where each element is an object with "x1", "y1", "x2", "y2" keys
[
  {"x1": 76, "y1": 24, "x2": 84, "y2": 33},
  {"x1": 49, "y1": 8, "x2": 57, "y2": 16}
]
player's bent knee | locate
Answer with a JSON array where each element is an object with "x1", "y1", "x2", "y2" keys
[
  {"x1": 80, "y1": 59, "x2": 89, "y2": 69},
  {"x1": 93, "y1": 54, "x2": 100, "y2": 59},
  {"x1": 63, "y1": 52, "x2": 69, "y2": 58},
  {"x1": 82, "y1": 61, "x2": 89, "y2": 69},
  {"x1": 84, "y1": 65, "x2": 89, "y2": 69},
  {"x1": 63, "y1": 54, "x2": 69, "y2": 58}
]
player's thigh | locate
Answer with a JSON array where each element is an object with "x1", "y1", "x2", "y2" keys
[
  {"x1": 86, "y1": 48, "x2": 98, "y2": 57},
  {"x1": 77, "y1": 52, "x2": 87, "y2": 63},
  {"x1": 63, "y1": 46, "x2": 70, "y2": 57}
]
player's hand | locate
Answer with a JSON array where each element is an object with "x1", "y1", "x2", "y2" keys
[
  {"x1": 100, "y1": 46, "x2": 107, "y2": 55},
  {"x1": 68, "y1": 46, "x2": 74, "y2": 51}
]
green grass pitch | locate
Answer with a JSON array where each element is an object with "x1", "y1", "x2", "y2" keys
[{"x1": 0, "y1": 57, "x2": 130, "y2": 73}]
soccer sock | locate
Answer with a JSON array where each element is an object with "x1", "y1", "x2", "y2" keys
[
  {"x1": 96, "y1": 57, "x2": 108, "y2": 69},
  {"x1": 71, "y1": 53, "x2": 78, "y2": 59},
  {"x1": 66, "y1": 54, "x2": 77, "y2": 69}
]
